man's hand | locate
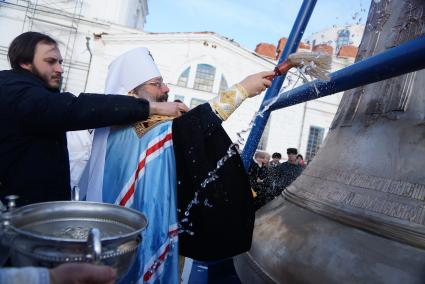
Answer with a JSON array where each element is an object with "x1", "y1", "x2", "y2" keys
[
  {"x1": 238, "y1": 71, "x2": 274, "y2": 97},
  {"x1": 150, "y1": 101, "x2": 190, "y2": 117},
  {"x1": 49, "y1": 263, "x2": 117, "y2": 284}
]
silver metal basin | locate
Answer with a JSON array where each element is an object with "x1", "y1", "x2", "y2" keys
[{"x1": 1, "y1": 201, "x2": 147, "y2": 279}]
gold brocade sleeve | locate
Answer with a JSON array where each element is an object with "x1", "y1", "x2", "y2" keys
[{"x1": 208, "y1": 84, "x2": 249, "y2": 121}]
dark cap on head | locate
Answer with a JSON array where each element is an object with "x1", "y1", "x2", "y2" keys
[
  {"x1": 272, "y1": 152, "x2": 282, "y2": 159},
  {"x1": 287, "y1": 148, "x2": 298, "y2": 155}
]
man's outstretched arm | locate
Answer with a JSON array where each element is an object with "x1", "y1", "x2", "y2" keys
[{"x1": 208, "y1": 71, "x2": 274, "y2": 121}]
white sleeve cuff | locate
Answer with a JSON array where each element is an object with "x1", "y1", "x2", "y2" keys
[{"x1": 0, "y1": 267, "x2": 50, "y2": 284}]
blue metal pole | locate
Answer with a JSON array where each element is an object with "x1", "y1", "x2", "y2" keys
[
  {"x1": 264, "y1": 35, "x2": 425, "y2": 112},
  {"x1": 241, "y1": 0, "x2": 317, "y2": 170}
]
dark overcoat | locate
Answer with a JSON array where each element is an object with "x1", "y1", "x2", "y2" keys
[{"x1": 0, "y1": 70, "x2": 150, "y2": 205}]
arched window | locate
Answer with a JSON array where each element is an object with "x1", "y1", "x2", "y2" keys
[
  {"x1": 336, "y1": 29, "x2": 350, "y2": 51},
  {"x1": 193, "y1": 64, "x2": 216, "y2": 92},
  {"x1": 177, "y1": 67, "x2": 190, "y2": 87},
  {"x1": 305, "y1": 126, "x2": 324, "y2": 162},
  {"x1": 219, "y1": 75, "x2": 228, "y2": 92}
]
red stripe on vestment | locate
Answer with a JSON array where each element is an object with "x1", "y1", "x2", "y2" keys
[
  {"x1": 169, "y1": 228, "x2": 179, "y2": 238},
  {"x1": 143, "y1": 243, "x2": 171, "y2": 281},
  {"x1": 119, "y1": 133, "x2": 173, "y2": 206},
  {"x1": 142, "y1": 226, "x2": 178, "y2": 282}
]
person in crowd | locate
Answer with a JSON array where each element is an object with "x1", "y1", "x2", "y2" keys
[
  {"x1": 257, "y1": 148, "x2": 303, "y2": 210},
  {"x1": 296, "y1": 154, "x2": 306, "y2": 169},
  {"x1": 249, "y1": 151, "x2": 270, "y2": 210},
  {"x1": 248, "y1": 151, "x2": 269, "y2": 192},
  {"x1": 278, "y1": 148, "x2": 303, "y2": 189},
  {"x1": 79, "y1": 47, "x2": 274, "y2": 283},
  {"x1": 269, "y1": 152, "x2": 282, "y2": 167},
  {"x1": 0, "y1": 32, "x2": 186, "y2": 205},
  {"x1": 259, "y1": 151, "x2": 282, "y2": 208}
]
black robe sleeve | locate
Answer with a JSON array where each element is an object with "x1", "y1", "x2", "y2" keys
[
  {"x1": 172, "y1": 103, "x2": 255, "y2": 261},
  {"x1": 1, "y1": 73, "x2": 150, "y2": 133}
]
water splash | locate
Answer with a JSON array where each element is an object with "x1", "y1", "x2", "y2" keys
[
  {"x1": 178, "y1": 145, "x2": 238, "y2": 234},
  {"x1": 200, "y1": 145, "x2": 238, "y2": 188},
  {"x1": 296, "y1": 67, "x2": 320, "y2": 96}
]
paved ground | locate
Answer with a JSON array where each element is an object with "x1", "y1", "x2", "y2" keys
[{"x1": 184, "y1": 258, "x2": 242, "y2": 284}]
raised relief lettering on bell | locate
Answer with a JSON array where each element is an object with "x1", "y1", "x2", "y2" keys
[
  {"x1": 291, "y1": 176, "x2": 425, "y2": 226},
  {"x1": 387, "y1": 2, "x2": 424, "y2": 49},
  {"x1": 386, "y1": 72, "x2": 416, "y2": 112},
  {"x1": 330, "y1": 87, "x2": 364, "y2": 129},
  {"x1": 304, "y1": 166, "x2": 425, "y2": 203},
  {"x1": 383, "y1": 2, "x2": 424, "y2": 112},
  {"x1": 359, "y1": 0, "x2": 391, "y2": 60},
  {"x1": 364, "y1": 71, "x2": 415, "y2": 121}
]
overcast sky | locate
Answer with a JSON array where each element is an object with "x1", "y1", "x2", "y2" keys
[{"x1": 144, "y1": 0, "x2": 372, "y2": 50}]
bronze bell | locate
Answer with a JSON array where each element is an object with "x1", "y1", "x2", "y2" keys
[{"x1": 234, "y1": 0, "x2": 425, "y2": 283}]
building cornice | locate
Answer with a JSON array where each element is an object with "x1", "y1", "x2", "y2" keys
[{"x1": 100, "y1": 32, "x2": 275, "y2": 68}]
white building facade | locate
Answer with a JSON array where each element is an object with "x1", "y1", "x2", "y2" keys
[{"x1": 0, "y1": 0, "x2": 149, "y2": 95}]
